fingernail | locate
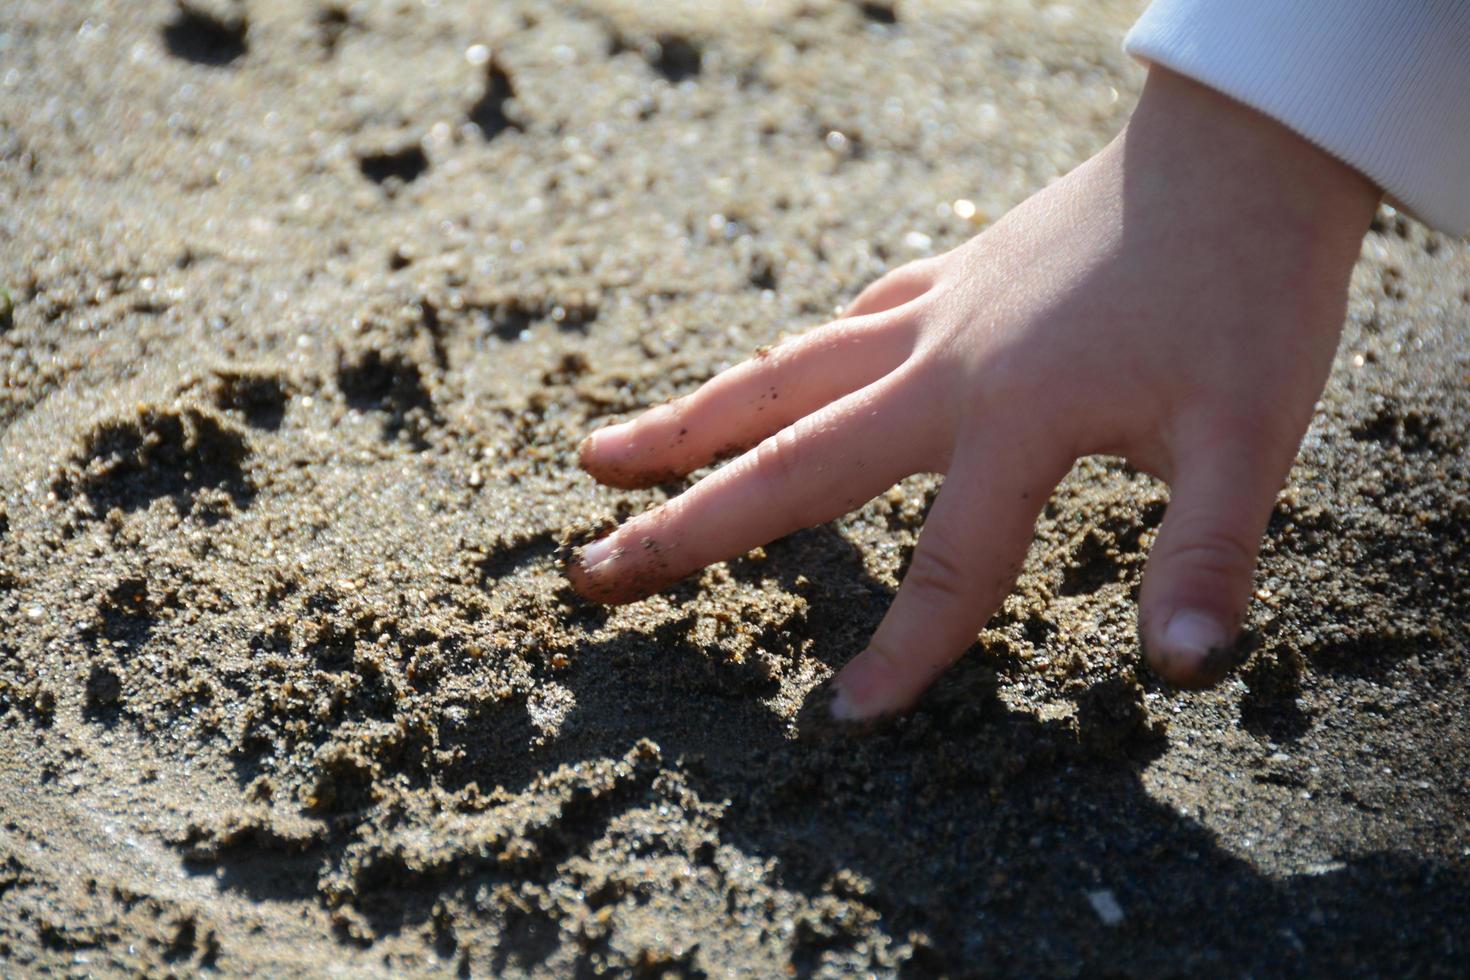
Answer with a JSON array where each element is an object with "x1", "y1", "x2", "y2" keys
[
  {"x1": 829, "y1": 684, "x2": 860, "y2": 722},
  {"x1": 579, "y1": 534, "x2": 618, "y2": 571},
  {"x1": 1161, "y1": 609, "x2": 1229, "y2": 663}
]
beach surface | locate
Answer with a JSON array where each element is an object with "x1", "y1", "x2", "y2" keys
[{"x1": 1, "y1": 1, "x2": 1467, "y2": 975}]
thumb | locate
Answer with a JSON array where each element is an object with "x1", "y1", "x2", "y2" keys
[{"x1": 1138, "y1": 434, "x2": 1291, "y2": 688}]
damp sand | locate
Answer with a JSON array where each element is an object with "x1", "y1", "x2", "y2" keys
[{"x1": 1, "y1": 1, "x2": 1468, "y2": 975}]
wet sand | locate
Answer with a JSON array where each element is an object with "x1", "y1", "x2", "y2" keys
[{"x1": 1, "y1": 0, "x2": 1468, "y2": 975}]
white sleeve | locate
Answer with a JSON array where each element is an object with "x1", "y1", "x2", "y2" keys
[{"x1": 1124, "y1": 0, "x2": 1470, "y2": 235}]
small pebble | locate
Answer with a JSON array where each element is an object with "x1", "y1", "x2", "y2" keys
[
  {"x1": 1087, "y1": 889, "x2": 1125, "y2": 927},
  {"x1": 903, "y1": 230, "x2": 932, "y2": 251}
]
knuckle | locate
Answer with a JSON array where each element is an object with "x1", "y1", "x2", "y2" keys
[
  {"x1": 654, "y1": 396, "x2": 693, "y2": 435},
  {"x1": 903, "y1": 544, "x2": 972, "y2": 605},
  {"x1": 862, "y1": 637, "x2": 908, "y2": 674},
  {"x1": 1159, "y1": 525, "x2": 1258, "y2": 580},
  {"x1": 747, "y1": 425, "x2": 804, "y2": 490}
]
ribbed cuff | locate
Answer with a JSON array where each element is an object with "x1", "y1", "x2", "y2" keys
[{"x1": 1125, "y1": 0, "x2": 1470, "y2": 235}]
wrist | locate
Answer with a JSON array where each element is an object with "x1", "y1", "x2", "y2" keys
[{"x1": 1121, "y1": 66, "x2": 1381, "y2": 282}]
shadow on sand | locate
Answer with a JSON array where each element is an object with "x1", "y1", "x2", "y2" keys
[{"x1": 198, "y1": 525, "x2": 1467, "y2": 975}]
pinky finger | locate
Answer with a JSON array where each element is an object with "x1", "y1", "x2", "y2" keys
[{"x1": 841, "y1": 259, "x2": 939, "y2": 319}]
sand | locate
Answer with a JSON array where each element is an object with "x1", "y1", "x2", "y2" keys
[{"x1": 1, "y1": 0, "x2": 1467, "y2": 975}]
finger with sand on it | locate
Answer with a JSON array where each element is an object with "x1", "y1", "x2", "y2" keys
[
  {"x1": 1138, "y1": 420, "x2": 1294, "y2": 687},
  {"x1": 568, "y1": 369, "x2": 938, "y2": 604},
  {"x1": 830, "y1": 438, "x2": 1066, "y2": 721},
  {"x1": 579, "y1": 311, "x2": 918, "y2": 490}
]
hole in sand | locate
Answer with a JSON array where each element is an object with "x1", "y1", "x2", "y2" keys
[
  {"x1": 162, "y1": 3, "x2": 248, "y2": 67},
  {"x1": 469, "y1": 58, "x2": 520, "y2": 140},
  {"x1": 358, "y1": 144, "x2": 429, "y2": 185},
  {"x1": 857, "y1": 1, "x2": 898, "y2": 24},
  {"x1": 649, "y1": 34, "x2": 702, "y2": 83}
]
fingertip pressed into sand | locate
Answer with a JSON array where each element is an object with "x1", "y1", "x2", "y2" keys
[{"x1": 564, "y1": 526, "x2": 682, "y2": 606}]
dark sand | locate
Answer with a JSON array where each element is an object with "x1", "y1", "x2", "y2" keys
[{"x1": 2, "y1": 0, "x2": 1468, "y2": 975}]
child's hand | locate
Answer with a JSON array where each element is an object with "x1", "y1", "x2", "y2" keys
[{"x1": 568, "y1": 67, "x2": 1380, "y2": 722}]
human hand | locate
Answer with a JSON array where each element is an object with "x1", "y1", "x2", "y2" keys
[{"x1": 567, "y1": 67, "x2": 1380, "y2": 721}]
